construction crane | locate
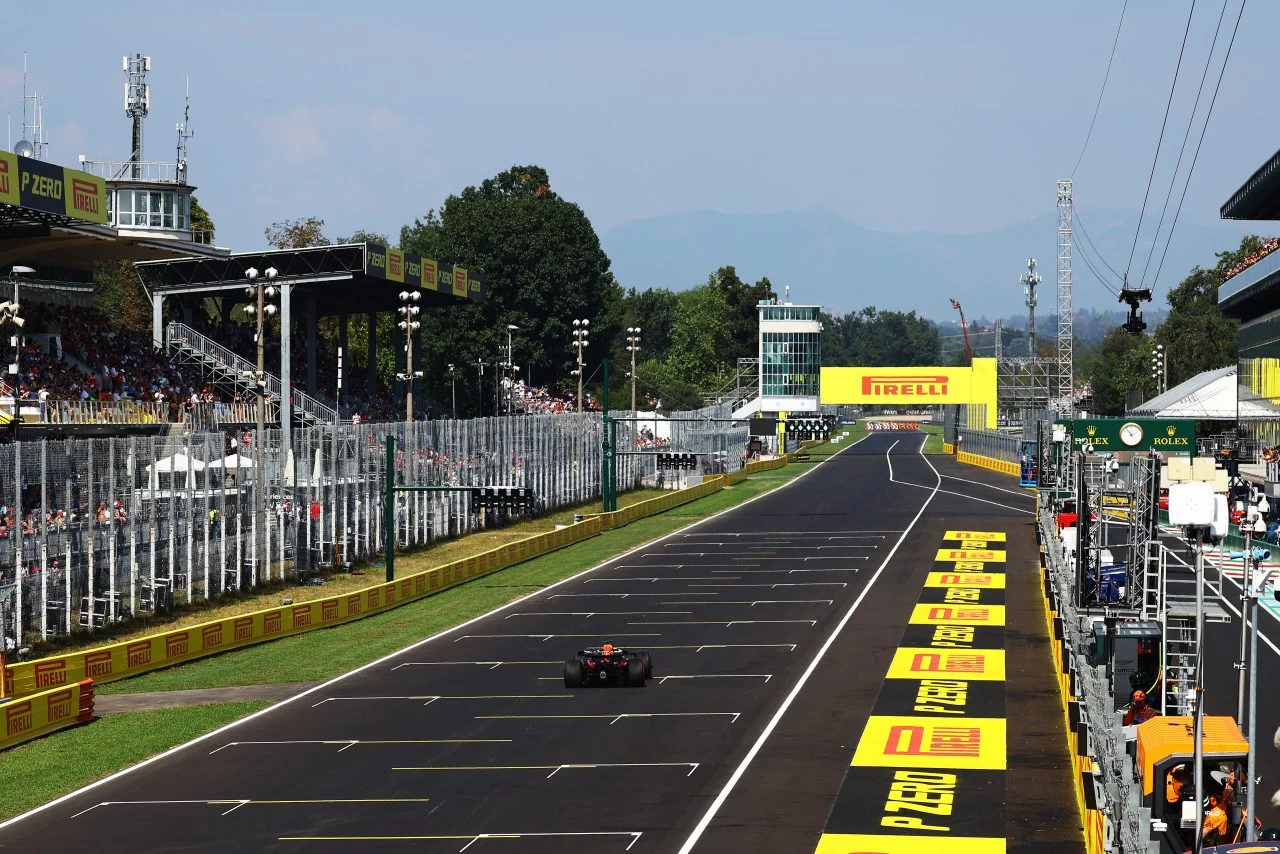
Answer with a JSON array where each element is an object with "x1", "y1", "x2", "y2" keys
[{"x1": 950, "y1": 298, "x2": 973, "y2": 366}]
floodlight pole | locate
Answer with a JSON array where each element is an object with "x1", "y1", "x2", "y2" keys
[
  {"x1": 1193, "y1": 527, "x2": 1205, "y2": 854},
  {"x1": 254, "y1": 276, "x2": 266, "y2": 586}
]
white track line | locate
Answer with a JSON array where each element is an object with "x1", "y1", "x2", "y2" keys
[
  {"x1": 675, "y1": 429, "x2": 942, "y2": 853},
  {"x1": 941, "y1": 472, "x2": 1037, "y2": 498},
  {"x1": 0, "y1": 431, "x2": 867, "y2": 831},
  {"x1": 1163, "y1": 547, "x2": 1280, "y2": 659}
]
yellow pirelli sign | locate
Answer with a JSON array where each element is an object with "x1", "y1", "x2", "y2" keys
[{"x1": 820, "y1": 359, "x2": 997, "y2": 428}]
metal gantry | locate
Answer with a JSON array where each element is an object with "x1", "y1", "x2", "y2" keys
[{"x1": 1056, "y1": 179, "x2": 1074, "y2": 412}]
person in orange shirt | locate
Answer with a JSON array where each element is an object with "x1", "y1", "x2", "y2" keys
[
  {"x1": 1166, "y1": 765, "x2": 1187, "y2": 806},
  {"x1": 1203, "y1": 794, "x2": 1228, "y2": 846}
]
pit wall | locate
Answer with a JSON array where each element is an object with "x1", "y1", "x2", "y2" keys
[{"x1": 0, "y1": 453, "x2": 804, "y2": 748}]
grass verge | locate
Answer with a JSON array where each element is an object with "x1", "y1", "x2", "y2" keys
[{"x1": 0, "y1": 701, "x2": 269, "y2": 823}]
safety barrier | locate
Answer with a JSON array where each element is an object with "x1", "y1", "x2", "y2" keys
[
  {"x1": 1039, "y1": 545, "x2": 1107, "y2": 853},
  {"x1": 2, "y1": 455, "x2": 807, "y2": 703},
  {"x1": 956, "y1": 450, "x2": 1021, "y2": 477},
  {"x1": 0, "y1": 678, "x2": 94, "y2": 751}
]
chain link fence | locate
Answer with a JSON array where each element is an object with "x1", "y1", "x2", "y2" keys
[{"x1": 0, "y1": 407, "x2": 746, "y2": 651}]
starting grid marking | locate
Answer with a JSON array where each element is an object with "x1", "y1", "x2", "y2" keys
[
  {"x1": 209, "y1": 738, "x2": 513, "y2": 754},
  {"x1": 392, "y1": 762, "x2": 700, "y2": 778},
  {"x1": 72, "y1": 798, "x2": 432, "y2": 819},
  {"x1": 276, "y1": 830, "x2": 644, "y2": 850},
  {"x1": 814, "y1": 529, "x2": 1010, "y2": 852}
]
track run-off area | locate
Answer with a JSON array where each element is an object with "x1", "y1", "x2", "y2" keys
[{"x1": 0, "y1": 432, "x2": 1078, "y2": 853}]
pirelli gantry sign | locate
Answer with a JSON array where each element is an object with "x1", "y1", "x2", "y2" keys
[
  {"x1": 0, "y1": 148, "x2": 108, "y2": 225},
  {"x1": 363, "y1": 242, "x2": 486, "y2": 302},
  {"x1": 820, "y1": 360, "x2": 998, "y2": 425}
]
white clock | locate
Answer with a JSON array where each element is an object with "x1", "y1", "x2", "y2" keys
[{"x1": 1119, "y1": 421, "x2": 1144, "y2": 447}]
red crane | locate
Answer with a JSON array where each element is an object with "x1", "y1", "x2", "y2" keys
[{"x1": 950, "y1": 299, "x2": 973, "y2": 366}]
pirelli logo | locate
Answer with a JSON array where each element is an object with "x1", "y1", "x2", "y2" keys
[
  {"x1": 165, "y1": 632, "x2": 189, "y2": 659},
  {"x1": 70, "y1": 177, "x2": 100, "y2": 216},
  {"x1": 415, "y1": 575, "x2": 426, "y2": 594},
  {"x1": 321, "y1": 599, "x2": 338, "y2": 622},
  {"x1": 291, "y1": 605, "x2": 312, "y2": 629},
  {"x1": 384, "y1": 584, "x2": 396, "y2": 604},
  {"x1": 0, "y1": 158, "x2": 10, "y2": 196},
  {"x1": 202, "y1": 624, "x2": 223, "y2": 650},
  {"x1": 46, "y1": 688, "x2": 74, "y2": 722},
  {"x1": 368, "y1": 588, "x2": 380, "y2": 609},
  {"x1": 429, "y1": 572, "x2": 440, "y2": 589},
  {"x1": 34, "y1": 660, "x2": 68, "y2": 688},
  {"x1": 83, "y1": 650, "x2": 113, "y2": 679},
  {"x1": 234, "y1": 617, "x2": 254, "y2": 641},
  {"x1": 264, "y1": 611, "x2": 282, "y2": 635},
  {"x1": 861, "y1": 374, "x2": 949, "y2": 396},
  {"x1": 400, "y1": 579, "x2": 411, "y2": 599},
  {"x1": 347, "y1": 593, "x2": 362, "y2": 615},
  {"x1": 5, "y1": 701, "x2": 32, "y2": 737},
  {"x1": 127, "y1": 640, "x2": 152, "y2": 668}
]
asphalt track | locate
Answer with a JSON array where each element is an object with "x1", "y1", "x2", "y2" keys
[{"x1": 0, "y1": 431, "x2": 1073, "y2": 853}]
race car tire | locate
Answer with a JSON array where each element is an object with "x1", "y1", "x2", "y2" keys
[
  {"x1": 627, "y1": 658, "x2": 646, "y2": 687},
  {"x1": 564, "y1": 659, "x2": 584, "y2": 688},
  {"x1": 637, "y1": 651, "x2": 654, "y2": 678}
]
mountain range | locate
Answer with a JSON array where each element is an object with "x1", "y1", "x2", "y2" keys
[{"x1": 600, "y1": 205, "x2": 1262, "y2": 321}]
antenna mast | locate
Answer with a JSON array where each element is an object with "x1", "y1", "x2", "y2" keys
[
  {"x1": 1056, "y1": 179, "x2": 1074, "y2": 413},
  {"x1": 20, "y1": 53, "x2": 47, "y2": 160},
  {"x1": 176, "y1": 77, "x2": 193, "y2": 185},
  {"x1": 1020, "y1": 258, "x2": 1041, "y2": 358},
  {"x1": 124, "y1": 53, "x2": 151, "y2": 179}
]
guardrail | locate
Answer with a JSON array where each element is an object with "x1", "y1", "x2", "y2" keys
[
  {"x1": 0, "y1": 677, "x2": 94, "y2": 750},
  {"x1": 1, "y1": 451, "x2": 806, "y2": 713}
]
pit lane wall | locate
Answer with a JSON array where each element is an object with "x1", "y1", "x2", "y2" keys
[
  {"x1": 955, "y1": 450, "x2": 1020, "y2": 478},
  {"x1": 0, "y1": 456, "x2": 802, "y2": 745}
]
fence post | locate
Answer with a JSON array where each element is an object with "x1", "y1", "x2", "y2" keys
[{"x1": 385, "y1": 434, "x2": 394, "y2": 583}]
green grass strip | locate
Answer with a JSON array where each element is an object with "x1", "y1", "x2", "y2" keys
[
  {"x1": 0, "y1": 701, "x2": 270, "y2": 823},
  {"x1": 98, "y1": 449, "x2": 837, "y2": 696}
]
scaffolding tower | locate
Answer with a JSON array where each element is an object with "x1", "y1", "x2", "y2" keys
[{"x1": 1056, "y1": 179, "x2": 1074, "y2": 414}]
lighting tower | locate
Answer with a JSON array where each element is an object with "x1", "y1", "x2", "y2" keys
[
  {"x1": 243, "y1": 266, "x2": 278, "y2": 585},
  {"x1": 571, "y1": 319, "x2": 589, "y2": 412},
  {"x1": 1020, "y1": 258, "x2": 1041, "y2": 357},
  {"x1": 1152, "y1": 344, "x2": 1167, "y2": 396},
  {"x1": 626, "y1": 326, "x2": 641, "y2": 413},
  {"x1": 396, "y1": 291, "x2": 423, "y2": 422},
  {"x1": 1056, "y1": 179, "x2": 1074, "y2": 412},
  {"x1": 123, "y1": 54, "x2": 151, "y2": 179}
]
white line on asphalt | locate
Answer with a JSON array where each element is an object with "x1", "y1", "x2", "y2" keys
[
  {"x1": 209, "y1": 738, "x2": 511, "y2": 754},
  {"x1": 392, "y1": 762, "x2": 700, "y2": 778},
  {"x1": 1163, "y1": 548, "x2": 1280, "y2": 659},
  {"x1": 680, "y1": 531, "x2": 898, "y2": 537},
  {"x1": 503, "y1": 611, "x2": 692, "y2": 618},
  {"x1": 656, "y1": 600, "x2": 834, "y2": 606},
  {"x1": 311, "y1": 694, "x2": 570, "y2": 708},
  {"x1": 690, "y1": 582, "x2": 847, "y2": 588},
  {"x1": 549, "y1": 592, "x2": 714, "y2": 599},
  {"x1": 940, "y1": 473, "x2": 1037, "y2": 498},
  {"x1": 710, "y1": 568, "x2": 860, "y2": 574},
  {"x1": 390, "y1": 661, "x2": 556, "y2": 670},
  {"x1": 0, "y1": 431, "x2": 866, "y2": 832},
  {"x1": 585, "y1": 577, "x2": 741, "y2": 583},
  {"x1": 627, "y1": 620, "x2": 816, "y2": 627},
  {"x1": 657, "y1": 675, "x2": 772, "y2": 684},
  {"x1": 675, "y1": 427, "x2": 942, "y2": 854},
  {"x1": 451, "y1": 633, "x2": 662, "y2": 643},
  {"x1": 892, "y1": 476, "x2": 1035, "y2": 514}
]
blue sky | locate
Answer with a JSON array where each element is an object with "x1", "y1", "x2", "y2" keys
[{"x1": 4, "y1": 1, "x2": 1276, "y2": 297}]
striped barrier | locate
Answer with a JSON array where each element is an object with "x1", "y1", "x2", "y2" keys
[
  {"x1": 955, "y1": 450, "x2": 1020, "y2": 478},
  {"x1": 2, "y1": 454, "x2": 810, "y2": 711},
  {"x1": 0, "y1": 678, "x2": 94, "y2": 751}
]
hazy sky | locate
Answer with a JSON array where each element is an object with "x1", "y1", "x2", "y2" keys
[{"x1": 4, "y1": 1, "x2": 1275, "y2": 287}]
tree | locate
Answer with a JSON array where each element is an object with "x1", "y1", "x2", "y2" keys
[
  {"x1": 1152, "y1": 235, "x2": 1256, "y2": 386},
  {"x1": 706, "y1": 266, "x2": 775, "y2": 362},
  {"x1": 617, "y1": 287, "x2": 679, "y2": 363},
  {"x1": 264, "y1": 216, "x2": 329, "y2": 249},
  {"x1": 667, "y1": 284, "x2": 735, "y2": 385},
  {"x1": 1089, "y1": 327, "x2": 1152, "y2": 415},
  {"x1": 190, "y1": 196, "x2": 215, "y2": 239},
  {"x1": 821, "y1": 307, "x2": 940, "y2": 366},
  {"x1": 399, "y1": 165, "x2": 621, "y2": 416}
]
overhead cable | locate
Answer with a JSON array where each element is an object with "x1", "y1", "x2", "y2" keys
[{"x1": 1071, "y1": 0, "x2": 1130, "y2": 177}]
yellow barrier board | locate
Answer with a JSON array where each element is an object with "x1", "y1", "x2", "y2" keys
[
  {"x1": 815, "y1": 834, "x2": 1005, "y2": 854},
  {"x1": 1, "y1": 679, "x2": 90, "y2": 750},
  {"x1": 3, "y1": 470, "x2": 756, "y2": 699}
]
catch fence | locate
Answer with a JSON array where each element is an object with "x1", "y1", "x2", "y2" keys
[{"x1": 0, "y1": 407, "x2": 745, "y2": 650}]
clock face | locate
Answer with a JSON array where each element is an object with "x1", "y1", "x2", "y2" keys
[{"x1": 1120, "y1": 422, "x2": 1144, "y2": 447}]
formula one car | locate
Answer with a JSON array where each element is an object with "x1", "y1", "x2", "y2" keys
[{"x1": 564, "y1": 643, "x2": 654, "y2": 688}]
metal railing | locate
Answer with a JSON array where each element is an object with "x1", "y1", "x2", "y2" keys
[
  {"x1": 167, "y1": 322, "x2": 338, "y2": 425},
  {"x1": 77, "y1": 159, "x2": 184, "y2": 183}
]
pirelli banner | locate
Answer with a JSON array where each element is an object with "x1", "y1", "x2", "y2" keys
[
  {"x1": 820, "y1": 360, "x2": 998, "y2": 429},
  {"x1": 0, "y1": 148, "x2": 108, "y2": 225},
  {"x1": 363, "y1": 242, "x2": 485, "y2": 302},
  {"x1": 0, "y1": 679, "x2": 94, "y2": 751}
]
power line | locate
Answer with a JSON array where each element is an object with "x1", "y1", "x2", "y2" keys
[
  {"x1": 1138, "y1": 0, "x2": 1232, "y2": 289},
  {"x1": 1071, "y1": 0, "x2": 1129, "y2": 177},
  {"x1": 1152, "y1": 0, "x2": 1248, "y2": 289},
  {"x1": 1072, "y1": 208, "x2": 1125, "y2": 287},
  {"x1": 1124, "y1": 0, "x2": 1198, "y2": 286},
  {"x1": 1076, "y1": 235, "x2": 1123, "y2": 297}
]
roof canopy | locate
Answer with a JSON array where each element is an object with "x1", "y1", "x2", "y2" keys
[
  {"x1": 1129, "y1": 365, "x2": 1280, "y2": 420},
  {"x1": 1221, "y1": 147, "x2": 1280, "y2": 220}
]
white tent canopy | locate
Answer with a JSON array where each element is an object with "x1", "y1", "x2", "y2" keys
[
  {"x1": 144, "y1": 452, "x2": 206, "y2": 490},
  {"x1": 205, "y1": 453, "x2": 256, "y2": 470},
  {"x1": 1129, "y1": 365, "x2": 1280, "y2": 420}
]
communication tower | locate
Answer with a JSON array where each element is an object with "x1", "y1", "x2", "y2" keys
[
  {"x1": 1020, "y1": 258, "x2": 1041, "y2": 357},
  {"x1": 17, "y1": 53, "x2": 47, "y2": 160},
  {"x1": 124, "y1": 54, "x2": 151, "y2": 179}
]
